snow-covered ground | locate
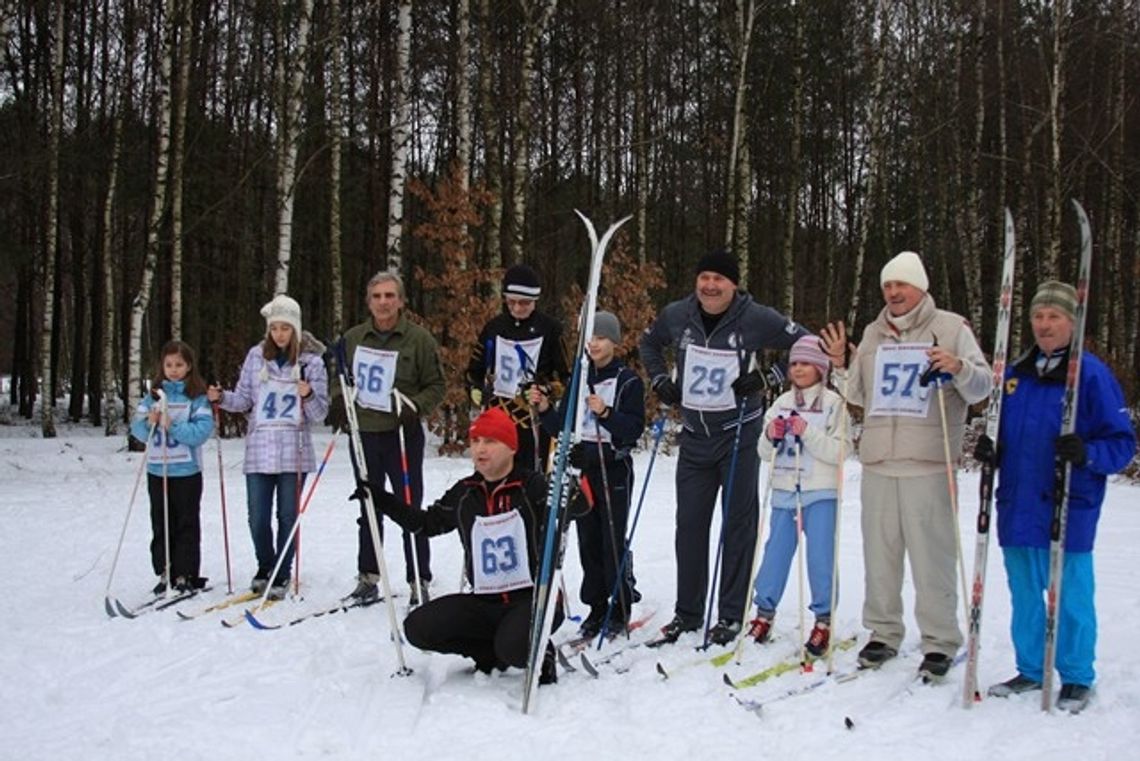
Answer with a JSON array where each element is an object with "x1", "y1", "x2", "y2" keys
[{"x1": 2, "y1": 427, "x2": 1137, "y2": 761}]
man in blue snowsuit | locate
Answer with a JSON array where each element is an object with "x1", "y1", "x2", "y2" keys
[{"x1": 976, "y1": 280, "x2": 1136, "y2": 713}]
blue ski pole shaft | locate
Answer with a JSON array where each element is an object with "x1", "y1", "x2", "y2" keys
[
  {"x1": 597, "y1": 412, "x2": 667, "y2": 649},
  {"x1": 701, "y1": 398, "x2": 749, "y2": 649}
]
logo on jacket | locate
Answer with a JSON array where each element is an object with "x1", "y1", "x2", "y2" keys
[
  {"x1": 1005, "y1": 377, "x2": 1018, "y2": 396},
  {"x1": 679, "y1": 328, "x2": 694, "y2": 351},
  {"x1": 727, "y1": 332, "x2": 740, "y2": 349}
]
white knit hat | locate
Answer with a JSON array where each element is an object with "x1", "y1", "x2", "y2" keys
[
  {"x1": 880, "y1": 251, "x2": 929, "y2": 292},
  {"x1": 261, "y1": 294, "x2": 303, "y2": 337}
]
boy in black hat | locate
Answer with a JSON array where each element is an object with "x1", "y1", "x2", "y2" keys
[{"x1": 466, "y1": 264, "x2": 570, "y2": 473}]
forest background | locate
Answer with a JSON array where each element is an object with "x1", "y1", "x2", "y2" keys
[{"x1": 1, "y1": 0, "x2": 1137, "y2": 450}]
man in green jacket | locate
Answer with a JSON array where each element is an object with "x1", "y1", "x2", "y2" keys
[{"x1": 332, "y1": 270, "x2": 446, "y2": 605}]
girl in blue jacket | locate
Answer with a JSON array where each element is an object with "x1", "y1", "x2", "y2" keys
[
  {"x1": 130, "y1": 341, "x2": 215, "y2": 594},
  {"x1": 977, "y1": 281, "x2": 1136, "y2": 712}
]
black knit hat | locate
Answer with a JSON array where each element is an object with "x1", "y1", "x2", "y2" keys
[
  {"x1": 503, "y1": 264, "x2": 541, "y2": 299},
  {"x1": 695, "y1": 249, "x2": 740, "y2": 285}
]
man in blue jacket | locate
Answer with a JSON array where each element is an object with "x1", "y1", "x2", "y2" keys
[
  {"x1": 976, "y1": 280, "x2": 1136, "y2": 713},
  {"x1": 640, "y1": 250, "x2": 807, "y2": 645}
]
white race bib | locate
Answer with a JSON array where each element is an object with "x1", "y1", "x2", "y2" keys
[
  {"x1": 869, "y1": 343, "x2": 933, "y2": 418},
  {"x1": 578, "y1": 377, "x2": 617, "y2": 443},
  {"x1": 682, "y1": 345, "x2": 740, "y2": 412},
  {"x1": 492, "y1": 336, "x2": 544, "y2": 399},
  {"x1": 257, "y1": 378, "x2": 301, "y2": 429},
  {"x1": 772, "y1": 407, "x2": 828, "y2": 477},
  {"x1": 353, "y1": 346, "x2": 398, "y2": 412},
  {"x1": 147, "y1": 402, "x2": 193, "y2": 465},
  {"x1": 470, "y1": 510, "x2": 533, "y2": 594}
]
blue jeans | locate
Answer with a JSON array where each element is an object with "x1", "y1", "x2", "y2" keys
[
  {"x1": 752, "y1": 497, "x2": 837, "y2": 620},
  {"x1": 1003, "y1": 546, "x2": 1096, "y2": 686},
  {"x1": 246, "y1": 473, "x2": 306, "y2": 581}
]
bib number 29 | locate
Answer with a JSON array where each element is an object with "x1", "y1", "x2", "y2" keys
[{"x1": 687, "y1": 365, "x2": 727, "y2": 397}]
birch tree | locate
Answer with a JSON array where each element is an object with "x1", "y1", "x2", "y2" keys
[
  {"x1": 780, "y1": 0, "x2": 803, "y2": 315},
  {"x1": 328, "y1": 0, "x2": 344, "y2": 334},
  {"x1": 724, "y1": 0, "x2": 756, "y2": 270},
  {"x1": 169, "y1": 0, "x2": 191, "y2": 338},
  {"x1": 1043, "y1": 0, "x2": 1069, "y2": 279},
  {"x1": 507, "y1": 0, "x2": 557, "y2": 265},
  {"x1": 127, "y1": 0, "x2": 177, "y2": 424},
  {"x1": 40, "y1": 0, "x2": 65, "y2": 438},
  {"x1": 454, "y1": 0, "x2": 472, "y2": 268},
  {"x1": 478, "y1": 0, "x2": 502, "y2": 275},
  {"x1": 273, "y1": 0, "x2": 314, "y2": 295},
  {"x1": 385, "y1": 0, "x2": 413, "y2": 271}
]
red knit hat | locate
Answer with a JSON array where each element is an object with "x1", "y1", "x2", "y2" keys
[{"x1": 469, "y1": 407, "x2": 518, "y2": 452}]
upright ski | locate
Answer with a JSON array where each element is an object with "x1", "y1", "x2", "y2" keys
[
  {"x1": 1041, "y1": 200, "x2": 1092, "y2": 711},
  {"x1": 962, "y1": 208, "x2": 1017, "y2": 707},
  {"x1": 521, "y1": 211, "x2": 630, "y2": 713}
]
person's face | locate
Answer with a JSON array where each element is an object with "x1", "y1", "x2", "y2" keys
[
  {"x1": 587, "y1": 335, "x2": 616, "y2": 366},
  {"x1": 163, "y1": 353, "x2": 190, "y2": 382},
  {"x1": 505, "y1": 296, "x2": 537, "y2": 321},
  {"x1": 695, "y1": 271, "x2": 736, "y2": 315},
  {"x1": 881, "y1": 281, "x2": 925, "y2": 317},
  {"x1": 368, "y1": 280, "x2": 404, "y2": 327},
  {"x1": 1031, "y1": 306, "x2": 1074, "y2": 355},
  {"x1": 269, "y1": 322, "x2": 294, "y2": 349},
  {"x1": 470, "y1": 435, "x2": 515, "y2": 479},
  {"x1": 788, "y1": 361, "x2": 821, "y2": 389}
]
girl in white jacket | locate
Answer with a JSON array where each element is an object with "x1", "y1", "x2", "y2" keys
[{"x1": 748, "y1": 335, "x2": 850, "y2": 656}]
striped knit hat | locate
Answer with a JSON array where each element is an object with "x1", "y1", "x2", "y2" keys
[
  {"x1": 789, "y1": 334, "x2": 830, "y2": 380},
  {"x1": 503, "y1": 264, "x2": 541, "y2": 299},
  {"x1": 1030, "y1": 280, "x2": 1077, "y2": 321}
]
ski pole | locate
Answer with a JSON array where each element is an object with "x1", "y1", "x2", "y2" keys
[
  {"x1": 294, "y1": 366, "x2": 306, "y2": 597},
  {"x1": 249, "y1": 434, "x2": 337, "y2": 613},
  {"x1": 103, "y1": 418, "x2": 159, "y2": 615},
  {"x1": 732, "y1": 431, "x2": 781, "y2": 663},
  {"x1": 826, "y1": 377, "x2": 850, "y2": 675},
  {"x1": 701, "y1": 397, "x2": 749, "y2": 650},
  {"x1": 158, "y1": 389, "x2": 172, "y2": 594},
  {"x1": 586, "y1": 370, "x2": 628, "y2": 639},
  {"x1": 791, "y1": 426, "x2": 809, "y2": 670},
  {"x1": 516, "y1": 344, "x2": 543, "y2": 474},
  {"x1": 597, "y1": 411, "x2": 667, "y2": 649},
  {"x1": 394, "y1": 389, "x2": 425, "y2": 606},
  {"x1": 210, "y1": 399, "x2": 234, "y2": 595}
]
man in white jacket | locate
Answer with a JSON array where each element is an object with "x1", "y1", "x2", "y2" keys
[{"x1": 821, "y1": 252, "x2": 991, "y2": 680}]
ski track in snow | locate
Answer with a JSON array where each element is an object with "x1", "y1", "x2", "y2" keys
[{"x1": 1, "y1": 430, "x2": 1137, "y2": 760}]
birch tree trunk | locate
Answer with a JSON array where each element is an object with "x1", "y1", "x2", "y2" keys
[
  {"x1": 127, "y1": 0, "x2": 177, "y2": 425},
  {"x1": 478, "y1": 0, "x2": 502, "y2": 276},
  {"x1": 40, "y1": 0, "x2": 65, "y2": 438},
  {"x1": 453, "y1": 0, "x2": 473, "y2": 269},
  {"x1": 847, "y1": 0, "x2": 892, "y2": 327},
  {"x1": 273, "y1": 0, "x2": 314, "y2": 295},
  {"x1": 1102, "y1": 2, "x2": 1125, "y2": 353},
  {"x1": 507, "y1": 0, "x2": 558, "y2": 265},
  {"x1": 1043, "y1": 0, "x2": 1068, "y2": 278},
  {"x1": 633, "y1": 31, "x2": 648, "y2": 265},
  {"x1": 169, "y1": 0, "x2": 191, "y2": 338},
  {"x1": 328, "y1": 0, "x2": 345, "y2": 334},
  {"x1": 724, "y1": 0, "x2": 756, "y2": 263},
  {"x1": 385, "y1": 0, "x2": 413, "y2": 272},
  {"x1": 780, "y1": 0, "x2": 803, "y2": 315},
  {"x1": 962, "y1": 0, "x2": 985, "y2": 329}
]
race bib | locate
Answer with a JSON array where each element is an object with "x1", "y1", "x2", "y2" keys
[
  {"x1": 257, "y1": 378, "x2": 301, "y2": 429},
  {"x1": 869, "y1": 343, "x2": 933, "y2": 418},
  {"x1": 470, "y1": 510, "x2": 533, "y2": 594},
  {"x1": 682, "y1": 346, "x2": 740, "y2": 412},
  {"x1": 492, "y1": 336, "x2": 544, "y2": 399},
  {"x1": 578, "y1": 378, "x2": 617, "y2": 443},
  {"x1": 147, "y1": 402, "x2": 193, "y2": 465},
  {"x1": 772, "y1": 407, "x2": 828, "y2": 477},
  {"x1": 353, "y1": 346, "x2": 398, "y2": 412}
]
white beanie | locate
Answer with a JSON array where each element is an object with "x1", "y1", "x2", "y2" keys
[
  {"x1": 261, "y1": 294, "x2": 303, "y2": 337},
  {"x1": 880, "y1": 251, "x2": 929, "y2": 292}
]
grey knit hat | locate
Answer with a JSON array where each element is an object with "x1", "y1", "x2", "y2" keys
[
  {"x1": 593, "y1": 311, "x2": 621, "y2": 344},
  {"x1": 1030, "y1": 280, "x2": 1078, "y2": 321}
]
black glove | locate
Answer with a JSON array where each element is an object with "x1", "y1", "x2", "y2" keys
[
  {"x1": 568, "y1": 442, "x2": 588, "y2": 470},
  {"x1": 1055, "y1": 433, "x2": 1087, "y2": 467},
  {"x1": 973, "y1": 434, "x2": 998, "y2": 467},
  {"x1": 326, "y1": 401, "x2": 348, "y2": 433},
  {"x1": 731, "y1": 369, "x2": 767, "y2": 398},
  {"x1": 653, "y1": 377, "x2": 681, "y2": 406}
]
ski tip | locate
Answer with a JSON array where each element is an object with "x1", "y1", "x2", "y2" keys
[
  {"x1": 114, "y1": 599, "x2": 136, "y2": 619},
  {"x1": 176, "y1": 610, "x2": 194, "y2": 621},
  {"x1": 655, "y1": 662, "x2": 669, "y2": 680},
  {"x1": 556, "y1": 647, "x2": 577, "y2": 673},
  {"x1": 722, "y1": 672, "x2": 736, "y2": 689},
  {"x1": 104, "y1": 597, "x2": 118, "y2": 618},
  {"x1": 244, "y1": 609, "x2": 279, "y2": 630},
  {"x1": 578, "y1": 653, "x2": 600, "y2": 678},
  {"x1": 844, "y1": 716, "x2": 855, "y2": 730}
]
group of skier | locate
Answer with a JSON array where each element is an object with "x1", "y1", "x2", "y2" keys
[{"x1": 128, "y1": 238, "x2": 1134, "y2": 711}]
